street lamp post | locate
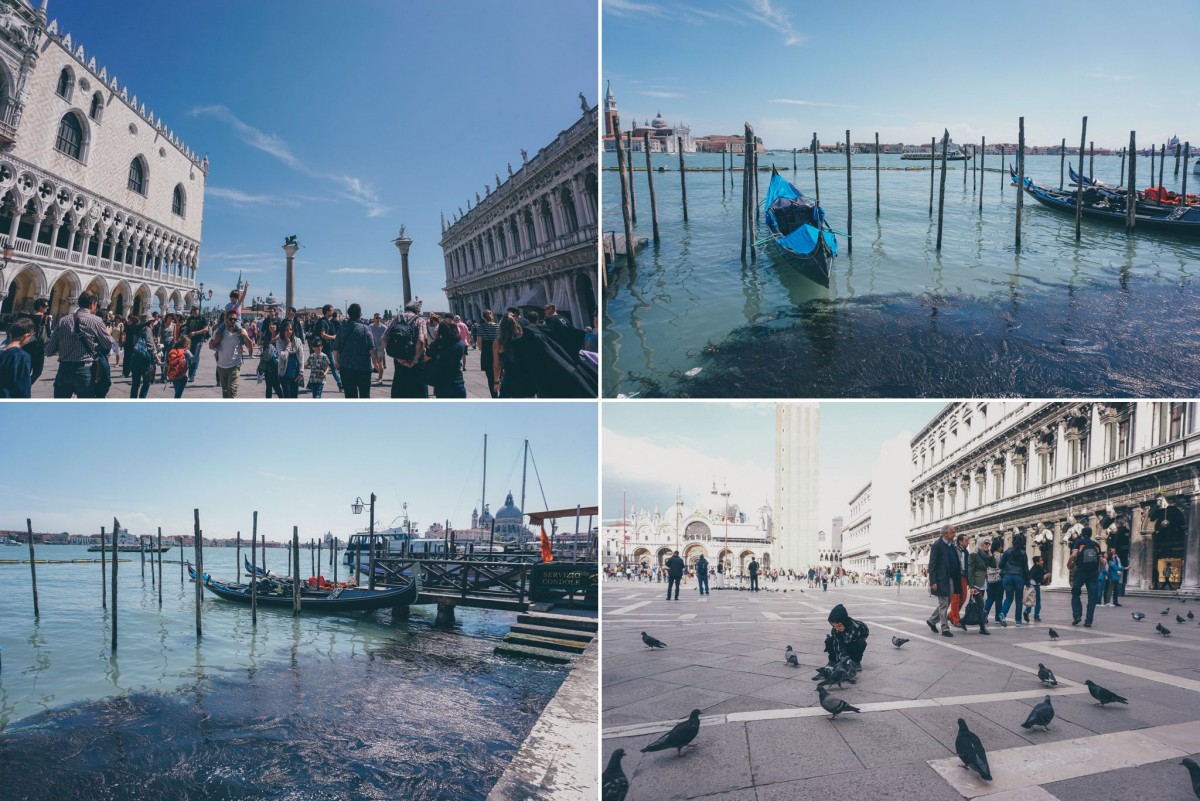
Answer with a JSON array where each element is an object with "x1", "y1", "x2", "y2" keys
[
  {"x1": 196, "y1": 282, "x2": 212, "y2": 317},
  {"x1": 351, "y1": 493, "x2": 377, "y2": 590}
]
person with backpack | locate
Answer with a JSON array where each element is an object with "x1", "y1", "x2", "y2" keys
[
  {"x1": 964, "y1": 536, "x2": 992, "y2": 635},
  {"x1": 1069, "y1": 526, "x2": 1102, "y2": 627},
  {"x1": 0, "y1": 317, "x2": 35, "y2": 398},
  {"x1": 428, "y1": 319, "x2": 467, "y2": 398},
  {"x1": 695, "y1": 554, "x2": 710, "y2": 595},
  {"x1": 749, "y1": 557, "x2": 761, "y2": 591},
  {"x1": 1104, "y1": 549, "x2": 1124, "y2": 607},
  {"x1": 383, "y1": 300, "x2": 427, "y2": 398},
  {"x1": 127, "y1": 317, "x2": 161, "y2": 399},
  {"x1": 45, "y1": 291, "x2": 116, "y2": 398},
  {"x1": 166, "y1": 334, "x2": 193, "y2": 398},
  {"x1": 183, "y1": 306, "x2": 209, "y2": 383},
  {"x1": 19, "y1": 297, "x2": 52, "y2": 384},
  {"x1": 475, "y1": 309, "x2": 501, "y2": 398},
  {"x1": 256, "y1": 318, "x2": 283, "y2": 398},
  {"x1": 314, "y1": 304, "x2": 343, "y2": 393},
  {"x1": 274, "y1": 319, "x2": 305, "y2": 399},
  {"x1": 333, "y1": 303, "x2": 374, "y2": 398},
  {"x1": 997, "y1": 532, "x2": 1030, "y2": 628},
  {"x1": 209, "y1": 309, "x2": 255, "y2": 399},
  {"x1": 664, "y1": 550, "x2": 685, "y2": 601}
]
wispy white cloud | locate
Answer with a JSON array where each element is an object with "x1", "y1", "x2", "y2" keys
[
  {"x1": 640, "y1": 90, "x2": 683, "y2": 99},
  {"x1": 206, "y1": 186, "x2": 300, "y2": 207},
  {"x1": 603, "y1": 0, "x2": 668, "y2": 17},
  {"x1": 747, "y1": 0, "x2": 804, "y2": 46},
  {"x1": 1085, "y1": 71, "x2": 1133, "y2": 82},
  {"x1": 330, "y1": 267, "x2": 390, "y2": 274},
  {"x1": 770, "y1": 98, "x2": 859, "y2": 108},
  {"x1": 192, "y1": 105, "x2": 388, "y2": 218}
]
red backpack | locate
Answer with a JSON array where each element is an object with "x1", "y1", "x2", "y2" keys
[{"x1": 166, "y1": 347, "x2": 188, "y2": 381}]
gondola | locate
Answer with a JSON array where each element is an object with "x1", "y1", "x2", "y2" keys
[
  {"x1": 1068, "y1": 165, "x2": 1198, "y2": 207},
  {"x1": 1015, "y1": 169, "x2": 1200, "y2": 237},
  {"x1": 762, "y1": 167, "x2": 838, "y2": 281},
  {"x1": 190, "y1": 564, "x2": 419, "y2": 612}
]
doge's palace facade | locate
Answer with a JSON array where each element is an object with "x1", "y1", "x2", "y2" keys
[{"x1": 0, "y1": 0, "x2": 206, "y2": 320}]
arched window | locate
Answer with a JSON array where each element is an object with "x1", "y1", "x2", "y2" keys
[
  {"x1": 89, "y1": 92, "x2": 104, "y2": 121},
  {"x1": 56, "y1": 68, "x2": 74, "y2": 101},
  {"x1": 172, "y1": 184, "x2": 185, "y2": 217},
  {"x1": 539, "y1": 197, "x2": 556, "y2": 240},
  {"x1": 560, "y1": 186, "x2": 579, "y2": 233},
  {"x1": 54, "y1": 112, "x2": 84, "y2": 159},
  {"x1": 127, "y1": 157, "x2": 147, "y2": 195}
]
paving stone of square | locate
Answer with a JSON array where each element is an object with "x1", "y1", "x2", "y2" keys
[
  {"x1": 1044, "y1": 756, "x2": 1199, "y2": 801},
  {"x1": 603, "y1": 582, "x2": 1200, "y2": 800},
  {"x1": 607, "y1": 722, "x2": 753, "y2": 801}
]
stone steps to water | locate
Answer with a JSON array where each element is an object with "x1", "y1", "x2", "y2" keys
[
  {"x1": 494, "y1": 642, "x2": 575, "y2": 663},
  {"x1": 502, "y1": 632, "x2": 590, "y2": 654},
  {"x1": 517, "y1": 612, "x2": 597, "y2": 632},
  {"x1": 509, "y1": 622, "x2": 594, "y2": 642}
]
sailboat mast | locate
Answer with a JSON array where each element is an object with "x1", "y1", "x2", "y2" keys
[
  {"x1": 481, "y1": 433, "x2": 488, "y2": 521},
  {"x1": 520, "y1": 439, "x2": 528, "y2": 519}
]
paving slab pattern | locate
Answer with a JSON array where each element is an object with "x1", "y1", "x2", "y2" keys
[{"x1": 602, "y1": 581, "x2": 1200, "y2": 800}]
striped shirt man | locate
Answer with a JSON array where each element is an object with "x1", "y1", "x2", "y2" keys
[{"x1": 45, "y1": 305, "x2": 115, "y2": 365}]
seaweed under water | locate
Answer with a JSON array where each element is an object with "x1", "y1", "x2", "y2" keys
[{"x1": 0, "y1": 646, "x2": 562, "y2": 801}]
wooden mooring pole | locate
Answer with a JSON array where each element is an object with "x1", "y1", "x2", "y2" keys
[
  {"x1": 1158, "y1": 142, "x2": 1165, "y2": 192},
  {"x1": 747, "y1": 125, "x2": 757, "y2": 262},
  {"x1": 140, "y1": 534, "x2": 145, "y2": 579},
  {"x1": 1150, "y1": 145, "x2": 1156, "y2": 195},
  {"x1": 235, "y1": 530, "x2": 241, "y2": 582},
  {"x1": 101, "y1": 525, "x2": 107, "y2": 607},
  {"x1": 1181, "y1": 143, "x2": 1190, "y2": 208},
  {"x1": 812, "y1": 132, "x2": 821, "y2": 203},
  {"x1": 845, "y1": 129, "x2": 853, "y2": 254},
  {"x1": 1174, "y1": 142, "x2": 1182, "y2": 177},
  {"x1": 1016, "y1": 117, "x2": 1025, "y2": 249},
  {"x1": 1119, "y1": 147, "x2": 1126, "y2": 184},
  {"x1": 875, "y1": 132, "x2": 881, "y2": 217},
  {"x1": 626, "y1": 129, "x2": 637, "y2": 224},
  {"x1": 644, "y1": 136, "x2": 659, "y2": 235},
  {"x1": 26, "y1": 519, "x2": 38, "y2": 617},
  {"x1": 721, "y1": 148, "x2": 726, "y2": 198},
  {"x1": 741, "y1": 125, "x2": 751, "y2": 261},
  {"x1": 1075, "y1": 117, "x2": 1087, "y2": 241},
  {"x1": 156, "y1": 526, "x2": 162, "y2": 607},
  {"x1": 1000, "y1": 146, "x2": 1005, "y2": 194},
  {"x1": 111, "y1": 516, "x2": 119, "y2": 653},
  {"x1": 793, "y1": 147, "x2": 797, "y2": 174},
  {"x1": 292, "y1": 526, "x2": 301, "y2": 617},
  {"x1": 678, "y1": 136, "x2": 688, "y2": 223},
  {"x1": 1089, "y1": 141, "x2": 1094, "y2": 179},
  {"x1": 1127, "y1": 131, "x2": 1137, "y2": 232},
  {"x1": 317, "y1": 538, "x2": 322, "y2": 578},
  {"x1": 979, "y1": 137, "x2": 985, "y2": 213},
  {"x1": 251, "y1": 511, "x2": 258, "y2": 627},
  {"x1": 936, "y1": 129, "x2": 949, "y2": 251},
  {"x1": 612, "y1": 114, "x2": 636, "y2": 268},
  {"x1": 929, "y1": 136, "x2": 935, "y2": 216},
  {"x1": 1060, "y1": 137, "x2": 1066, "y2": 189},
  {"x1": 193, "y1": 508, "x2": 202, "y2": 639}
]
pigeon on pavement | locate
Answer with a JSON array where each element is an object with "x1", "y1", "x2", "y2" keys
[
  {"x1": 955, "y1": 719, "x2": 992, "y2": 781},
  {"x1": 1131, "y1": 612, "x2": 1145, "y2": 621},
  {"x1": 1162, "y1": 608, "x2": 1171, "y2": 615},
  {"x1": 817, "y1": 662, "x2": 858, "y2": 689},
  {"x1": 1048, "y1": 628, "x2": 1059, "y2": 640},
  {"x1": 1021, "y1": 695, "x2": 1055, "y2": 730},
  {"x1": 1189, "y1": 611, "x2": 1195, "y2": 620},
  {"x1": 641, "y1": 632, "x2": 667, "y2": 649},
  {"x1": 1085, "y1": 679, "x2": 1128, "y2": 706},
  {"x1": 1157, "y1": 623, "x2": 1172, "y2": 637},
  {"x1": 1182, "y1": 757, "x2": 1200, "y2": 800},
  {"x1": 1178, "y1": 615, "x2": 1187, "y2": 624},
  {"x1": 817, "y1": 685, "x2": 861, "y2": 720},
  {"x1": 785, "y1": 645, "x2": 799, "y2": 667},
  {"x1": 640, "y1": 709, "x2": 701, "y2": 757},
  {"x1": 1037, "y1": 663, "x2": 1058, "y2": 687},
  {"x1": 892, "y1": 636, "x2": 909, "y2": 648},
  {"x1": 602, "y1": 749, "x2": 628, "y2": 801}
]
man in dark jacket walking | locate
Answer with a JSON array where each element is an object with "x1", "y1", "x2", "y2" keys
[
  {"x1": 748, "y1": 557, "x2": 760, "y2": 591},
  {"x1": 665, "y1": 550, "x2": 685, "y2": 601},
  {"x1": 1070, "y1": 527, "x2": 1102, "y2": 627},
  {"x1": 927, "y1": 524, "x2": 956, "y2": 637},
  {"x1": 695, "y1": 554, "x2": 710, "y2": 595}
]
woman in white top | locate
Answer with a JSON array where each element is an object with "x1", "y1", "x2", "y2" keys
[{"x1": 275, "y1": 319, "x2": 307, "y2": 399}]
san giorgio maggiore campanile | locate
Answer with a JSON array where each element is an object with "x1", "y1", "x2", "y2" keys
[{"x1": 774, "y1": 403, "x2": 820, "y2": 572}]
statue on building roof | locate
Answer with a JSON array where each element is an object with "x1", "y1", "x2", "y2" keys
[
  {"x1": 484, "y1": 183, "x2": 490, "y2": 195},
  {"x1": 579, "y1": 92, "x2": 589, "y2": 113},
  {"x1": 507, "y1": 163, "x2": 513, "y2": 177},
  {"x1": 520, "y1": 148, "x2": 528, "y2": 163},
  {"x1": 475, "y1": 191, "x2": 480, "y2": 204},
  {"x1": 495, "y1": 173, "x2": 501, "y2": 189}
]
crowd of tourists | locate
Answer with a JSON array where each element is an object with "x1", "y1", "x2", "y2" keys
[{"x1": 0, "y1": 282, "x2": 598, "y2": 399}]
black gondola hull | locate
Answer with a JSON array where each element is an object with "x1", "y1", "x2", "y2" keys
[{"x1": 200, "y1": 576, "x2": 419, "y2": 611}]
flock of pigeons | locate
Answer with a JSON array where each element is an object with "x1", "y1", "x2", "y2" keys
[{"x1": 606, "y1": 604, "x2": 1200, "y2": 801}]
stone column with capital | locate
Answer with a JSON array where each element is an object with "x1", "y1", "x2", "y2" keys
[
  {"x1": 393, "y1": 228, "x2": 413, "y2": 306},
  {"x1": 1182, "y1": 496, "x2": 1200, "y2": 595},
  {"x1": 283, "y1": 240, "x2": 299, "y2": 311}
]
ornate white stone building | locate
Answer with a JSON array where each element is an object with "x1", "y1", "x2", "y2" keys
[
  {"x1": 602, "y1": 485, "x2": 774, "y2": 572},
  {"x1": 842, "y1": 435, "x2": 912, "y2": 576},
  {"x1": 774, "y1": 403, "x2": 821, "y2": 572},
  {"x1": 0, "y1": 1, "x2": 205, "y2": 320},
  {"x1": 440, "y1": 103, "x2": 597, "y2": 327},
  {"x1": 908, "y1": 402, "x2": 1200, "y2": 596}
]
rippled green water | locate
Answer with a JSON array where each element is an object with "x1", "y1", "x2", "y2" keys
[
  {"x1": 0, "y1": 545, "x2": 565, "y2": 800},
  {"x1": 603, "y1": 152, "x2": 1200, "y2": 397}
]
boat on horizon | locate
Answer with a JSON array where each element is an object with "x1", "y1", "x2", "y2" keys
[
  {"x1": 901, "y1": 137, "x2": 972, "y2": 161},
  {"x1": 87, "y1": 544, "x2": 173, "y2": 553}
]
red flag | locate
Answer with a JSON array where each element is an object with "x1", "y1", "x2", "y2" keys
[{"x1": 540, "y1": 524, "x2": 553, "y2": 563}]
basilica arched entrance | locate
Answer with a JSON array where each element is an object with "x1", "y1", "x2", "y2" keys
[
  {"x1": 631, "y1": 547, "x2": 650, "y2": 567},
  {"x1": 1150, "y1": 504, "x2": 1186, "y2": 589},
  {"x1": 739, "y1": 550, "x2": 756, "y2": 572},
  {"x1": 655, "y1": 547, "x2": 672, "y2": 567},
  {"x1": 683, "y1": 543, "x2": 707, "y2": 568}
]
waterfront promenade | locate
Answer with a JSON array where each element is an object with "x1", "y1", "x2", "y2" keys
[
  {"x1": 27, "y1": 353, "x2": 491, "y2": 399},
  {"x1": 602, "y1": 581, "x2": 1200, "y2": 800}
]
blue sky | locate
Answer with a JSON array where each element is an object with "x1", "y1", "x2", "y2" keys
[
  {"x1": 1, "y1": 403, "x2": 598, "y2": 543},
  {"x1": 50, "y1": 0, "x2": 597, "y2": 312},
  {"x1": 604, "y1": 0, "x2": 1199, "y2": 150},
  {"x1": 603, "y1": 401, "x2": 943, "y2": 527}
]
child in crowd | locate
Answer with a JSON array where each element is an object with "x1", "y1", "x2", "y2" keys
[
  {"x1": 0, "y1": 317, "x2": 35, "y2": 398},
  {"x1": 166, "y1": 334, "x2": 193, "y2": 398},
  {"x1": 305, "y1": 337, "x2": 330, "y2": 398},
  {"x1": 823, "y1": 603, "x2": 870, "y2": 669}
]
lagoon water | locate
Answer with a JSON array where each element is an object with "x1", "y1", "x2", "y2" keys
[
  {"x1": 602, "y1": 151, "x2": 1200, "y2": 397},
  {"x1": 0, "y1": 545, "x2": 565, "y2": 800}
]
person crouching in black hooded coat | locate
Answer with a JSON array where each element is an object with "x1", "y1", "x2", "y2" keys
[{"x1": 824, "y1": 603, "x2": 869, "y2": 667}]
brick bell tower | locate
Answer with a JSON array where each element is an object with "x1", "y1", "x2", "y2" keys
[{"x1": 604, "y1": 80, "x2": 619, "y2": 138}]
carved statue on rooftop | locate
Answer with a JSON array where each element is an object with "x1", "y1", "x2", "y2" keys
[
  {"x1": 579, "y1": 92, "x2": 588, "y2": 113},
  {"x1": 397, "y1": 224, "x2": 407, "y2": 239},
  {"x1": 0, "y1": 5, "x2": 32, "y2": 46},
  {"x1": 507, "y1": 163, "x2": 513, "y2": 177},
  {"x1": 520, "y1": 148, "x2": 528, "y2": 163}
]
